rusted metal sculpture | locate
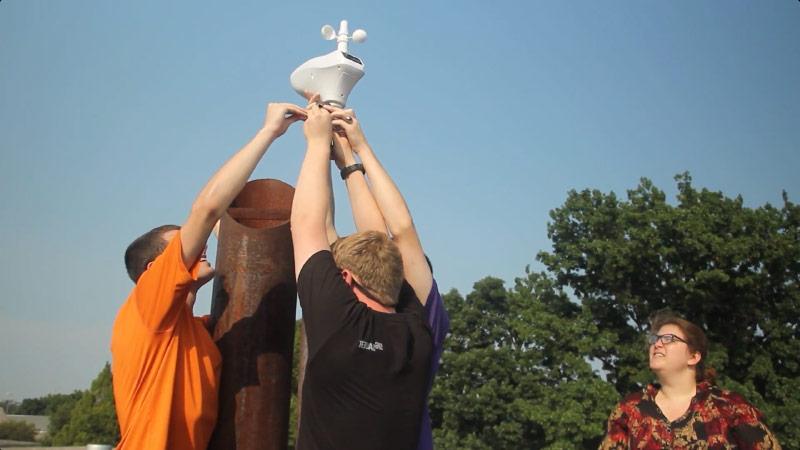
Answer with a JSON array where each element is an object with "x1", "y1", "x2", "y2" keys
[{"x1": 208, "y1": 179, "x2": 297, "y2": 450}]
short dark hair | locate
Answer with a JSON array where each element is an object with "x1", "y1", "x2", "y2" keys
[{"x1": 124, "y1": 224, "x2": 180, "y2": 282}]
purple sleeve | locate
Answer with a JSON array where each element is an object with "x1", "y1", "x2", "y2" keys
[
  {"x1": 424, "y1": 279, "x2": 450, "y2": 381},
  {"x1": 418, "y1": 279, "x2": 450, "y2": 450}
]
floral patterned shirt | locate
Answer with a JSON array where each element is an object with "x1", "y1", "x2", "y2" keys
[{"x1": 599, "y1": 381, "x2": 781, "y2": 449}]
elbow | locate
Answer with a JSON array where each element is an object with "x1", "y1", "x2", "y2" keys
[
  {"x1": 389, "y1": 218, "x2": 416, "y2": 240},
  {"x1": 291, "y1": 209, "x2": 313, "y2": 237},
  {"x1": 190, "y1": 199, "x2": 223, "y2": 225}
]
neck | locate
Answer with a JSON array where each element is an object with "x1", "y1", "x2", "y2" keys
[
  {"x1": 657, "y1": 371, "x2": 697, "y2": 399},
  {"x1": 354, "y1": 290, "x2": 395, "y2": 313}
]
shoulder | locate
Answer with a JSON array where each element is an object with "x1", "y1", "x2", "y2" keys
[
  {"x1": 296, "y1": 249, "x2": 358, "y2": 324},
  {"x1": 137, "y1": 230, "x2": 193, "y2": 285},
  {"x1": 709, "y1": 384, "x2": 748, "y2": 403},
  {"x1": 707, "y1": 384, "x2": 764, "y2": 419},
  {"x1": 298, "y1": 249, "x2": 336, "y2": 279},
  {"x1": 618, "y1": 387, "x2": 650, "y2": 411},
  {"x1": 424, "y1": 279, "x2": 445, "y2": 308},
  {"x1": 391, "y1": 287, "x2": 431, "y2": 332},
  {"x1": 396, "y1": 281, "x2": 423, "y2": 313},
  {"x1": 706, "y1": 383, "x2": 749, "y2": 406},
  {"x1": 154, "y1": 231, "x2": 185, "y2": 267},
  {"x1": 605, "y1": 387, "x2": 649, "y2": 425},
  {"x1": 623, "y1": 386, "x2": 650, "y2": 405},
  {"x1": 297, "y1": 250, "x2": 342, "y2": 293}
]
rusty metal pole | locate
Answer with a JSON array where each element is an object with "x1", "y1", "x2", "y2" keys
[{"x1": 208, "y1": 179, "x2": 297, "y2": 450}]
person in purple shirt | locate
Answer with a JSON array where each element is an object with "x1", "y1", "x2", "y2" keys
[
  {"x1": 419, "y1": 275, "x2": 450, "y2": 450},
  {"x1": 323, "y1": 101, "x2": 450, "y2": 450}
]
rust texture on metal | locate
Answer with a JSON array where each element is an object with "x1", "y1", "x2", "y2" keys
[{"x1": 208, "y1": 179, "x2": 297, "y2": 450}]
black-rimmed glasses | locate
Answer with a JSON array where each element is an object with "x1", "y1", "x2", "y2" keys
[{"x1": 647, "y1": 333, "x2": 687, "y2": 346}]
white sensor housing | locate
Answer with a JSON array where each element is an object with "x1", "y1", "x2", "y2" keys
[{"x1": 290, "y1": 20, "x2": 367, "y2": 107}]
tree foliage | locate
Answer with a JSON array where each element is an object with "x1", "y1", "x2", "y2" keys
[
  {"x1": 47, "y1": 363, "x2": 119, "y2": 446},
  {"x1": 0, "y1": 399, "x2": 18, "y2": 414},
  {"x1": 430, "y1": 275, "x2": 618, "y2": 449},
  {"x1": 0, "y1": 419, "x2": 37, "y2": 441},
  {"x1": 431, "y1": 174, "x2": 798, "y2": 448},
  {"x1": 536, "y1": 173, "x2": 799, "y2": 447}
]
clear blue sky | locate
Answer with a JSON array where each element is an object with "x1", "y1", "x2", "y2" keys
[{"x1": 1, "y1": 1, "x2": 798, "y2": 400}]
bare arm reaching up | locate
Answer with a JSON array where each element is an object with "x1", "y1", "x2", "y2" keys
[
  {"x1": 330, "y1": 108, "x2": 433, "y2": 304},
  {"x1": 180, "y1": 102, "x2": 306, "y2": 270},
  {"x1": 331, "y1": 131, "x2": 388, "y2": 235},
  {"x1": 291, "y1": 101, "x2": 335, "y2": 278}
]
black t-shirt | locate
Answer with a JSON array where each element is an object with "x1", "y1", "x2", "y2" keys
[{"x1": 296, "y1": 250, "x2": 433, "y2": 450}]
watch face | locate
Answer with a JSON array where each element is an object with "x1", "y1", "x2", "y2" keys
[{"x1": 342, "y1": 52, "x2": 363, "y2": 65}]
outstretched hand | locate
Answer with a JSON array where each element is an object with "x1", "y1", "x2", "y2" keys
[
  {"x1": 303, "y1": 96, "x2": 333, "y2": 145},
  {"x1": 263, "y1": 102, "x2": 307, "y2": 138},
  {"x1": 329, "y1": 108, "x2": 368, "y2": 151}
]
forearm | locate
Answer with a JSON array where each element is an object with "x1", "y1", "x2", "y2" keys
[
  {"x1": 343, "y1": 159, "x2": 387, "y2": 234},
  {"x1": 291, "y1": 139, "x2": 333, "y2": 273},
  {"x1": 325, "y1": 175, "x2": 339, "y2": 245},
  {"x1": 193, "y1": 128, "x2": 276, "y2": 220},
  {"x1": 180, "y1": 127, "x2": 277, "y2": 267},
  {"x1": 355, "y1": 145, "x2": 415, "y2": 238},
  {"x1": 327, "y1": 106, "x2": 432, "y2": 300},
  {"x1": 355, "y1": 143, "x2": 432, "y2": 302},
  {"x1": 294, "y1": 141, "x2": 331, "y2": 228}
]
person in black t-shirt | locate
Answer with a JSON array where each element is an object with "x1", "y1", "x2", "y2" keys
[
  {"x1": 291, "y1": 97, "x2": 433, "y2": 450},
  {"x1": 325, "y1": 104, "x2": 448, "y2": 450}
]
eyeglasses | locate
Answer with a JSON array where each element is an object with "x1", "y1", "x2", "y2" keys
[{"x1": 647, "y1": 333, "x2": 687, "y2": 346}]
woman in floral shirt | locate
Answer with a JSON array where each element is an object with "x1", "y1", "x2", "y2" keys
[{"x1": 599, "y1": 311, "x2": 781, "y2": 449}]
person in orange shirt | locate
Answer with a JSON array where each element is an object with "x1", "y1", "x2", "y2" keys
[{"x1": 111, "y1": 102, "x2": 306, "y2": 450}]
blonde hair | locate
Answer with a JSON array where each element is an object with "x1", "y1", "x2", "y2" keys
[{"x1": 332, "y1": 231, "x2": 404, "y2": 307}]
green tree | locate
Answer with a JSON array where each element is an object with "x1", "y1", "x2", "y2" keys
[
  {"x1": 14, "y1": 397, "x2": 47, "y2": 415},
  {"x1": 0, "y1": 419, "x2": 37, "y2": 441},
  {"x1": 289, "y1": 319, "x2": 304, "y2": 450},
  {"x1": 48, "y1": 363, "x2": 119, "y2": 446},
  {"x1": 43, "y1": 390, "x2": 84, "y2": 442},
  {"x1": 430, "y1": 275, "x2": 618, "y2": 449},
  {"x1": 537, "y1": 173, "x2": 800, "y2": 447},
  {"x1": 0, "y1": 399, "x2": 19, "y2": 414},
  {"x1": 16, "y1": 392, "x2": 83, "y2": 417}
]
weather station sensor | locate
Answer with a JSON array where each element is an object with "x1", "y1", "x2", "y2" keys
[{"x1": 290, "y1": 20, "x2": 367, "y2": 107}]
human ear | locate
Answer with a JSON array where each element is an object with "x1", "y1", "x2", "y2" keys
[
  {"x1": 687, "y1": 350, "x2": 702, "y2": 367},
  {"x1": 340, "y1": 269, "x2": 354, "y2": 285}
]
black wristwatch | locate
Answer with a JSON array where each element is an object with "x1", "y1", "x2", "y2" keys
[{"x1": 340, "y1": 163, "x2": 365, "y2": 180}]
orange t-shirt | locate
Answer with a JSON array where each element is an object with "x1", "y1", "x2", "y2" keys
[{"x1": 111, "y1": 232, "x2": 221, "y2": 450}]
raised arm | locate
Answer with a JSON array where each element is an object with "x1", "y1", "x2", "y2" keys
[
  {"x1": 291, "y1": 102, "x2": 335, "y2": 278},
  {"x1": 325, "y1": 183, "x2": 340, "y2": 245},
  {"x1": 330, "y1": 109, "x2": 433, "y2": 304},
  {"x1": 331, "y1": 131, "x2": 387, "y2": 234},
  {"x1": 180, "y1": 102, "x2": 306, "y2": 270}
]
